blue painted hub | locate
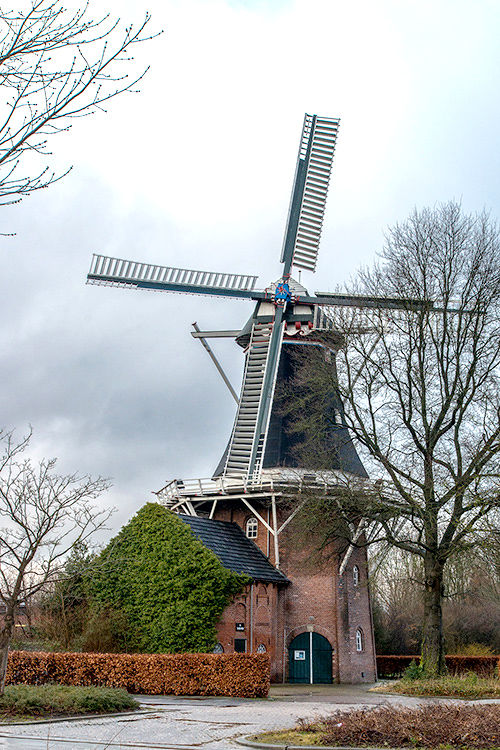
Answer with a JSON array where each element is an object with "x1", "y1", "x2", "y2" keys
[{"x1": 274, "y1": 280, "x2": 292, "y2": 304}]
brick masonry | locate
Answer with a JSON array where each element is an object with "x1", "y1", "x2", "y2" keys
[{"x1": 212, "y1": 497, "x2": 377, "y2": 683}]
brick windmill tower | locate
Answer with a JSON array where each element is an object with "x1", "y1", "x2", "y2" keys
[{"x1": 87, "y1": 115, "x2": 412, "y2": 682}]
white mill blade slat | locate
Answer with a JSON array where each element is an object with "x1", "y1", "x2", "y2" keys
[
  {"x1": 281, "y1": 115, "x2": 340, "y2": 274},
  {"x1": 87, "y1": 254, "x2": 258, "y2": 294},
  {"x1": 224, "y1": 320, "x2": 283, "y2": 477},
  {"x1": 292, "y1": 116, "x2": 339, "y2": 272}
]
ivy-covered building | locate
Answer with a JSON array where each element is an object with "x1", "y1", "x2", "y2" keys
[{"x1": 160, "y1": 486, "x2": 376, "y2": 684}]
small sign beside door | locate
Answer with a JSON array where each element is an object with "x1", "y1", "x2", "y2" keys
[{"x1": 294, "y1": 650, "x2": 306, "y2": 660}]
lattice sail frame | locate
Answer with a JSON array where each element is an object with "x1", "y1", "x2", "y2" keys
[
  {"x1": 88, "y1": 255, "x2": 258, "y2": 296},
  {"x1": 281, "y1": 114, "x2": 340, "y2": 274}
]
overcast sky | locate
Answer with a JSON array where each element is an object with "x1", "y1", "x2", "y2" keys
[{"x1": 2, "y1": 0, "x2": 500, "y2": 538}]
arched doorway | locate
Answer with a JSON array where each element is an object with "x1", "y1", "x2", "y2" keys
[{"x1": 288, "y1": 632, "x2": 333, "y2": 683}]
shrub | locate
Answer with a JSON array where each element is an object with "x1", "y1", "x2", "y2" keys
[
  {"x1": 313, "y1": 703, "x2": 500, "y2": 749},
  {"x1": 0, "y1": 684, "x2": 137, "y2": 716},
  {"x1": 402, "y1": 658, "x2": 424, "y2": 680},
  {"x1": 446, "y1": 655, "x2": 498, "y2": 677},
  {"x1": 377, "y1": 655, "x2": 416, "y2": 677}
]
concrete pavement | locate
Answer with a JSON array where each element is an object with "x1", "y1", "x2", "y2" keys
[{"x1": 0, "y1": 683, "x2": 489, "y2": 750}]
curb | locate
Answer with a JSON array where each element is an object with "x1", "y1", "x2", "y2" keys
[
  {"x1": 0, "y1": 707, "x2": 153, "y2": 727},
  {"x1": 235, "y1": 738, "x2": 393, "y2": 750},
  {"x1": 0, "y1": 734, "x2": 198, "y2": 749}
]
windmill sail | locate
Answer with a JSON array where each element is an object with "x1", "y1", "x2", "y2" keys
[
  {"x1": 87, "y1": 254, "x2": 259, "y2": 299},
  {"x1": 87, "y1": 113, "x2": 370, "y2": 486},
  {"x1": 224, "y1": 310, "x2": 285, "y2": 477},
  {"x1": 281, "y1": 114, "x2": 340, "y2": 274}
]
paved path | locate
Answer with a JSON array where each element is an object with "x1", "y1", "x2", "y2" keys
[{"x1": 0, "y1": 684, "x2": 493, "y2": 750}]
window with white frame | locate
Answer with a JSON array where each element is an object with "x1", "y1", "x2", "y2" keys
[
  {"x1": 353, "y1": 565, "x2": 359, "y2": 586},
  {"x1": 246, "y1": 516, "x2": 258, "y2": 539},
  {"x1": 355, "y1": 628, "x2": 364, "y2": 652}
]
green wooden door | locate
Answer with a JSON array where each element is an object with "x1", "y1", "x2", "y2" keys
[
  {"x1": 288, "y1": 632, "x2": 332, "y2": 683},
  {"x1": 289, "y1": 632, "x2": 310, "y2": 683},
  {"x1": 311, "y1": 632, "x2": 332, "y2": 683}
]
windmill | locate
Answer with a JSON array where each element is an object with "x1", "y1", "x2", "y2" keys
[{"x1": 87, "y1": 114, "x2": 425, "y2": 493}]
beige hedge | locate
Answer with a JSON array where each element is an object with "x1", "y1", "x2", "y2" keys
[{"x1": 7, "y1": 651, "x2": 270, "y2": 697}]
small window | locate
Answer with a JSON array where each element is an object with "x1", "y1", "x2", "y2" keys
[
  {"x1": 234, "y1": 638, "x2": 247, "y2": 653},
  {"x1": 356, "y1": 628, "x2": 364, "y2": 652},
  {"x1": 256, "y1": 643, "x2": 267, "y2": 653},
  {"x1": 246, "y1": 516, "x2": 258, "y2": 539},
  {"x1": 353, "y1": 565, "x2": 359, "y2": 586},
  {"x1": 213, "y1": 643, "x2": 224, "y2": 654}
]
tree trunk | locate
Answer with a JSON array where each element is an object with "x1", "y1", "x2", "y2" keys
[
  {"x1": 0, "y1": 607, "x2": 15, "y2": 696},
  {"x1": 420, "y1": 559, "x2": 446, "y2": 677}
]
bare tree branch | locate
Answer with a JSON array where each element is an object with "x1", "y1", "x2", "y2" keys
[
  {"x1": 0, "y1": 0, "x2": 159, "y2": 213},
  {"x1": 0, "y1": 427, "x2": 112, "y2": 693}
]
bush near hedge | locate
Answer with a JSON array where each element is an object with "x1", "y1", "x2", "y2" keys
[
  {"x1": 0, "y1": 684, "x2": 137, "y2": 717},
  {"x1": 6, "y1": 651, "x2": 270, "y2": 698},
  {"x1": 377, "y1": 654, "x2": 500, "y2": 678}
]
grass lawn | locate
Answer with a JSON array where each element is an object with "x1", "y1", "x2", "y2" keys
[
  {"x1": 252, "y1": 729, "x2": 325, "y2": 745},
  {"x1": 374, "y1": 673, "x2": 500, "y2": 699},
  {"x1": 0, "y1": 684, "x2": 138, "y2": 721}
]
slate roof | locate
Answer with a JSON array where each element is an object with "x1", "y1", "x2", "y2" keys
[{"x1": 178, "y1": 514, "x2": 289, "y2": 585}]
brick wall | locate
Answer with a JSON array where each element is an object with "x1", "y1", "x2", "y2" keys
[
  {"x1": 212, "y1": 497, "x2": 376, "y2": 684},
  {"x1": 215, "y1": 580, "x2": 284, "y2": 682},
  {"x1": 278, "y1": 513, "x2": 375, "y2": 683},
  {"x1": 336, "y1": 545, "x2": 377, "y2": 682}
]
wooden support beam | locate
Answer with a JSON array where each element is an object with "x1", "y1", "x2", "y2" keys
[
  {"x1": 271, "y1": 495, "x2": 280, "y2": 569},
  {"x1": 241, "y1": 498, "x2": 274, "y2": 535},
  {"x1": 277, "y1": 500, "x2": 306, "y2": 534}
]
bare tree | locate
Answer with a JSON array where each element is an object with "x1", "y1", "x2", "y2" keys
[
  {"x1": 0, "y1": 427, "x2": 111, "y2": 693},
  {"x1": 371, "y1": 543, "x2": 500, "y2": 656},
  {"x1": 370, "y1": 547, "x2": 424, "y2": 655},
  {"x1": 0, "y1": 0, "x2": 156, "y2": 210},
  {"x1": 289, "y1": 202, "x2": 500, "y2": 676}
]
